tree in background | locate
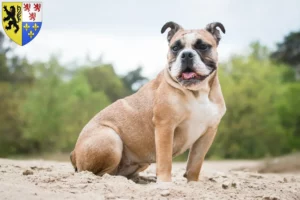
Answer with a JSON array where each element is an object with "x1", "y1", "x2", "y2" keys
[
  {"x1": 122, "y1": 66, "x2": 148, "y2": 92},
  {"x1": 21, "y1": 57, "x2": 111, "y2": 153},
  {"x1": 271, "y1": 31, "x2": 300, "y2": 152},
  {"x1": 271, "y1": 31, "x2": 300, "y2": 79},
  {"x1": 0, "y1": 31, "x2": 34, "y2": 156},
  {"x1": 209, "y1": 42, "x2": 297, "y2": 158},
  {"x1": 276, "y1": 83, "x2": 300, "y2": 152},
  {"x1": 82, "y1": 64, "x2": 130, "y2": 102},
  {"x1": 0, "y1": 32, "x2": 9, "y2": 82}
]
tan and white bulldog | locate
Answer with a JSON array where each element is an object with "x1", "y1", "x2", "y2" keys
[{"x1": 70, "y1": 21, "x2": 226, "y2": 182}]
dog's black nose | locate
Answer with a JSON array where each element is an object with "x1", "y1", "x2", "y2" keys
[
  {"x1": 181, "y1": 51, "x2": 194, "y2": 69},
  {"x1": 181, "y1": 51, "x2": 194, "y2": 61}
]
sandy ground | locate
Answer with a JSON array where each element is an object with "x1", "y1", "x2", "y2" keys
[{"x1": 0, "y1": 159, "x2": 299, "y2": 200}]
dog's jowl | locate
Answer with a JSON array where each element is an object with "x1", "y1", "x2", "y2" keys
[{"x1": 71, "y1": 22, "x2": 226, "y2": 182}]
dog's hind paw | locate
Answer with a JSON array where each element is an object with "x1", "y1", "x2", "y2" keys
[{"x1": 131, "y1": 175, "x2": 157, "y2": 184}]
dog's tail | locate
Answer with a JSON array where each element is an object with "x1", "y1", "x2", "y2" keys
[{"x1": 70, "y1": 151, "x2": 77, "y2": 172}]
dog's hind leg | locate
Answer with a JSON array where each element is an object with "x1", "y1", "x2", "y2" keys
[
  {"x1": 74, "y1": 126, "x2": 123, "y2": 176},
  {"x1": 70, "y1": 151, "x2": 77, "y2": 172}
]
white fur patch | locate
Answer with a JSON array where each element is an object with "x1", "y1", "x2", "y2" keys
[
  {"x1": 170, "y1": 52, "x2": 183, "y2": 77},
  {"x1": 184, "y1": 32, "x2": 197, "y2": 47},
  {"x1": 178, "y1": 92, "x2": 220, "y2": 153}
]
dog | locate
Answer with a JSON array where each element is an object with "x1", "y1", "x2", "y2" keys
[{"x1": 70, "y1": 21, "x2": 226, "y2": 182}]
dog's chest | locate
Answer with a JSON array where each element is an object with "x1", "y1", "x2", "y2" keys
[{"x1": 176, "y1": 94, "x2": 220, "y2": 153}]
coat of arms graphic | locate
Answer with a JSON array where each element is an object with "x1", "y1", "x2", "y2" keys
[{"x1": 2, "y1": 2, "x2": 42, "y2": 46}]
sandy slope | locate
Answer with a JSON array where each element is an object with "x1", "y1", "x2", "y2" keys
[{"x1": 0, "y1": 159, "x2": 299, "y2": 200}]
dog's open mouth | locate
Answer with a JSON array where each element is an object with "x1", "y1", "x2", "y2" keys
[{"x1": 179, "y1": 68, "x2": 208, "y2": 81}]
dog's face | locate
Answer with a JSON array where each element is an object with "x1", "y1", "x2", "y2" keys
[{"x1": 161, "y1": 22, "x2": 225, "y2": 90}]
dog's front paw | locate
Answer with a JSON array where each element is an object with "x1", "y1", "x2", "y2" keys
[
  {"x1": 155, "y1": 180, "x2": 173, "y2": 190},
  {"x1": 149, "y1": 181, "x2": 174, "y2": 197},
  {"x1": 183, "y1": 171, "x2": 199, "y2": 182}
]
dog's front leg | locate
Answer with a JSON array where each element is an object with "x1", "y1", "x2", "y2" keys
[
  {"x1": 184, "y1": 126, "x2": 218, "y2": 182},
  {"x1": 154, "y1": 125, "x2": 174, "y2": 182}
]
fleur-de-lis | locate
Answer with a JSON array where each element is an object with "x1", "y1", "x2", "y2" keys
[
  {"x1": 32, "y1": 23, "x2": 39, "y2": 31},
  {"x1": 23, "y1": 23, "x2": 30, "y2": 31},
  {"x1": 28, "y1": 30, "x2": 34, "y2": 38}
]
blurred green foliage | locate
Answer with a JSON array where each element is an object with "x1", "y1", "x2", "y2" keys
[
  {"x1": 0, "y1": 31, "x2": 299, "y2": 159},
  {"x1": 209, "y1": 42, "x2": 299, "y2": 159}
]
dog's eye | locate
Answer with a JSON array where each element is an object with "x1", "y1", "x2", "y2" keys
[
  {"x1": 194, "y1": 41, "x2": 210, "y2": 51},
  {"x1": 196, "y1": 44, "x2": 209, "y2": 51},
  {"x1": 171, "y1": 45, "x2": 179, "y2": 52}
]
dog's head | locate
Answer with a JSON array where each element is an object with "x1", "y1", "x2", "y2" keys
[{"x1": 161, "y1": 21, "x2": 225, "y2": 90}]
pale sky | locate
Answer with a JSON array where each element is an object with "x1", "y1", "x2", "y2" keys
[{"x1": 2, "y1": 0, "x2": 300, "y2": 77}]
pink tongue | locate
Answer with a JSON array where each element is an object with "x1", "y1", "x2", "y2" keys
[{"x1": 182, "y1": 72, "x2": 197, "y2": 80}]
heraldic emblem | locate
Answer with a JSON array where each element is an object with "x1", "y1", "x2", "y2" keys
[{"x1": 2, "y1": 2, "x2": 42, "y2": 46}]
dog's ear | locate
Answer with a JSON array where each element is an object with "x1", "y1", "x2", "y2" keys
[
  {"x1": 161, "y1": 21, "x2": 183, "y2": 43},
  {"x1": 206, "y1": 22, "x2": 226, "y2": 45}
]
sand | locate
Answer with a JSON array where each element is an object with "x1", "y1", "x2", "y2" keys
[{"x1": 0, "y1": 158, "x2": 299, "y2": 200}]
